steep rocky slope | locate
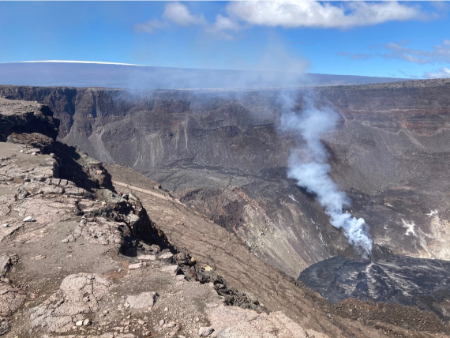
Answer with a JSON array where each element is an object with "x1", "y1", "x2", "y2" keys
[{"x1": 1, "y1": 80, "x2": 450, "y2": 279}]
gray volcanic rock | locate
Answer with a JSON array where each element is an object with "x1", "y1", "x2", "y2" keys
[
  {"x1": 3, "y1": 80, "x2": 450, "y2": 279},
  {"x1": 299, "y1": 245, "x2": 450, "y2": 320},
  {"x1": 0, "y1": 97, "x2": 59, "y2": 141},
  {"x1": 0, "y1": 318, "x2": 9, "y2": 336},
  {"x1": 30, "y1": 273, "x2": 111, "y2": 333}
]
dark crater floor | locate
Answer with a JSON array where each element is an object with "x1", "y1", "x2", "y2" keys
[{"x1": 299, "y1": 245, "x2": 450, "y2": 320}]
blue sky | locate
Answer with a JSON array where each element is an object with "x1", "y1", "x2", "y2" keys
[{"x1": 1, "y1": 1, "x2": 450, "y2": 78}]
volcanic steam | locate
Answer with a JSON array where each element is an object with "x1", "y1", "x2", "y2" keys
[{"x1": 280, "y1": 95, "x2": 372, "y2": 257}]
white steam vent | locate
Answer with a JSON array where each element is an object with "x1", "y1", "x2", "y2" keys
[{"x1": 280, "y1": 94, "x2": 372, "y2": 257}]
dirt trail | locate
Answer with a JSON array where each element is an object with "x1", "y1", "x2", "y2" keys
[{"x1": 112, "y1": 180, "x2": 182, "y2": 205}]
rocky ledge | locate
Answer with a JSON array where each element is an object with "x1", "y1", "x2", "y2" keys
[
  {"x1": 0, "y1": 98, "x2": 59, "y2": 142},
  {"x1": 0, "y1": 99, "x2": 329, "y2": 338}
]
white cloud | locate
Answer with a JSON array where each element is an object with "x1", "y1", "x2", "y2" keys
[
  {"x1": 134, "y1": 20, "x2": 166, "y2": 34},
  {"x1": 226, "y1": 1, "x2": 430, "y2": 29},
  {"x1": 162, "y1": 2, "x2": 205, "y2": 27},
  {"x1": 135, "y1": 1, "x2": 433, "y2": 40},
  {"x1": 135, "y1": 3, "x2": 240, "y2": 40},
  {"x1": 206, "y1": 15, "x2": 241, "y2": 40},
  {"x1": 425, "y1": 67, "x2": 450, "y2": 78}
]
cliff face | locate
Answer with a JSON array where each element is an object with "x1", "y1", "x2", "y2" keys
[
  {"x1": 1, "y1": 80, "x2": 450, "y2": 278},
  {"x1": 0, "y1": 97, "x2": 59, "y2": 142}
]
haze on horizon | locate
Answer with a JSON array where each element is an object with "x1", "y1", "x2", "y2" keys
[{"x1": 1, "y1": 1, "x2": 450, "y2": 80}]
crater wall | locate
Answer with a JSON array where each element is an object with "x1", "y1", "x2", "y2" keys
[{"x1": 2, "y1": 80, "x2": 450, "y2": 277}]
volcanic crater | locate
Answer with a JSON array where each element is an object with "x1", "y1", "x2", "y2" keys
[{"x1": 2, "y1": 79, "x2": 450, "y2": 336}]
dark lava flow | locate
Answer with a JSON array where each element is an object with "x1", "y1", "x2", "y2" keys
[{"x1": 299, "y1": 245, "x2": 450, "y2": 319}]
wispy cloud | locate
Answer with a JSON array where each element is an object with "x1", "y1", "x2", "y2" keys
[
  {"x1": 430, "y1": 1, "x2": 450, "y2": 11},
  {"x1": 341, "y1": 40, "x2": 450, "y2": 65},
  {"x1": 162, "y1": 2, "x2": 206, "y2": 27},
  {"x1": 338, "y1": 40, "x2": 450, "y2": 79},
  {"x1": 425, "y1": 67, "x2": 450, "y2": 78},
  {"x1": 205, "y1": 15, "x2": 241, "y2": 41},
  {"x1": 134, "y1": 20, "x2": 166, "y2": 34},
  {"x1": 337, "y1": 52, "x2": 372, "y2": 61},
  {"x1": 382, "y1": 40, "x2": 450, "y2": 64},
  {"x1": 350, "y1": 53, "x2": 372, "y2": 61}
]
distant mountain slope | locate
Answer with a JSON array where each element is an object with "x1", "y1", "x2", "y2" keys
[{"x1": 0, "y1": 61, "x2": 407, "y2": 89}]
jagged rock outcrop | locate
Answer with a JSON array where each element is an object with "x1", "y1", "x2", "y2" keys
[{"x1": 0, "y1": 97, "x2": 59, "y2": 142}]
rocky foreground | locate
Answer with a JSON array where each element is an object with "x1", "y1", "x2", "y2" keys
[{"x1": 1, "y1": 98, "x2": 449, "y2": 338}]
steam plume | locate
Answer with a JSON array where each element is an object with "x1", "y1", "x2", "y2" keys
[{"x1": 280, "y1": 95, "x2": 372, "y2": 257}]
